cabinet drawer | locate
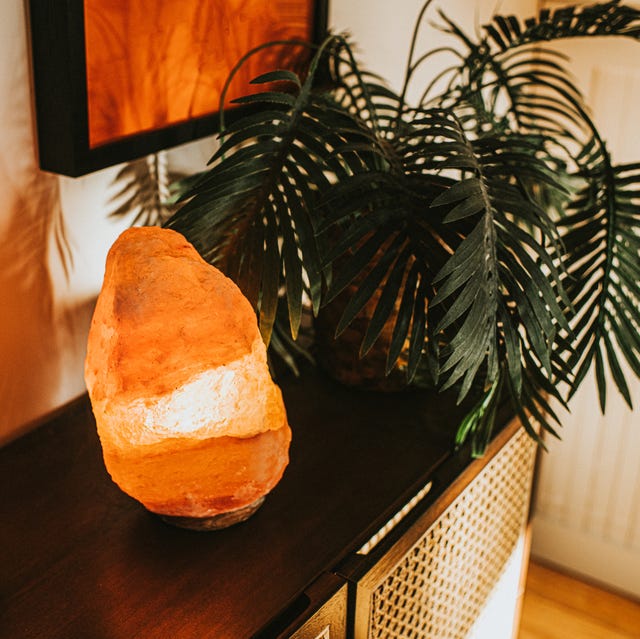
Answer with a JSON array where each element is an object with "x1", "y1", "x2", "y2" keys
[
  {"x1": 287, "y1": 578, "x2": 347, "y2": 639},
  {"x1": 254, "y1": 572, "x2": 347, "y2": 639},
  {"x1": 350, "y1": 423, "x2": 537, "y2": 639}
]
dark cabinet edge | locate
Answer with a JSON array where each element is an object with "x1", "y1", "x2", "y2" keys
[
  {"x1": 253, "y1": 572, "x2": 347, "y2": 639},
  {"x1": 335, "y1": 416, "x2": 522, "y2": 583}
]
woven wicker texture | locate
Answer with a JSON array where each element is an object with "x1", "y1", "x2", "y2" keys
[{"x1": 366, "y1": 428, "x2": 536, "y2": 639}]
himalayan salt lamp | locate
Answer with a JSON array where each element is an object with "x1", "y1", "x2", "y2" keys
[{"x1": 84, "y1": 226, "x2": 290, "y2": 530}]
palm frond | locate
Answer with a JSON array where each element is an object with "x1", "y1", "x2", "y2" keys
[
  {"x1": 433, "y1": 1, "x2": 639, "y2": 155},
  {"x1": 560, "y1": 160, "x2": 640, "y2": 410},
  {"x1": 166, "y1": 39, "x2": 371, "y2": 344},
  {"x1": 267, "y1": 301, "x2": 315, "y2": 377},
  {"x1": 320, "y1": 108, "x2": 468, "y2": 381},
  {"x1": 434, "y1": 0, "x2": 639, "y2": 64},
  {"x1": 158, "y1": 2, "x2": 640, "y2": 455},
  {"x1": 433, "y1": 125, "x2": 571, "y2": 394},
  {"x1": 483, "y1": 1, "x2": 640, "y2": 49}
]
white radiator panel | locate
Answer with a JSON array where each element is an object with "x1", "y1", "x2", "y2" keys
[
  {"x1": 532, "y1": 366, "x2": 640, "y2": 598},
  {"x1": 530, "y1": 21, "x2": 640, "y2": 597}
]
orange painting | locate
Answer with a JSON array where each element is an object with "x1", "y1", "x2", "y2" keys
[{"x1": 83, "y1": 0, "x2": 314, "y2": 148}]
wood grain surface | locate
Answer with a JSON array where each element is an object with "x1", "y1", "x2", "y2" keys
[
  {"x1": 518, "y1": 561, "x2": 640, "y2": 639},
  {"x1": 0, "y1": 366, "x2": 507, "y2": 638}
]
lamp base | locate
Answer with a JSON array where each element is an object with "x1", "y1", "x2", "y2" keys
[{"x1": 158, "y1": 496, "x2": 266, "y2": 531}]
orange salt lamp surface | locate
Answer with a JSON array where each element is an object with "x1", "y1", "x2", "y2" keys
[
  {"x1": 85, "y1": 227, "x2": 290, "y2": 525},
  {"x1": 83, "y1": 0, "x2": 314, "y2": 148}
]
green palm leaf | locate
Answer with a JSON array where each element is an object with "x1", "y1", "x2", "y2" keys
[
  {"x1": 435, "y1": 1, "x2": 639, "y2": 165},
  {"x1": 160, "y1": 2, "x2": 640, "y2": 456},
  {"x1": 483, "y1": 2, "x2": 640, "y2": 48},
  {"x1": 560, "y1": 161, "x2": 640, "y2": 410},
  {"x1": 166, "y1": 41, "x2": 370, "y2": 344},
  {"x1": 320, "y1": 108, "x2": 467, "y2": 381}
]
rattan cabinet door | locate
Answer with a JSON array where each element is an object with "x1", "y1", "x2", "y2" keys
[{"x1": 352, "y1": 424, "x2": 537, "y2": 639}]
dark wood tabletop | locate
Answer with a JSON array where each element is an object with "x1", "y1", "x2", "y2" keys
[{"x1": 0, "y1": 366, "x2": 499, "y2": 638}]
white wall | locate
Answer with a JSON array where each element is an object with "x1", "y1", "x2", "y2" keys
[
  {"x1": 330, "y1": 0, "x2": 538, "y2": 99},
  {"x1": 0, "y1": 1, "x2": 212, "y2": 444},
  {"x1": 0, "y1": 0, "x2": 122, "y2": 443}
]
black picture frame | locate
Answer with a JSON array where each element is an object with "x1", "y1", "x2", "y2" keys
[{"x1": 28, "y1": 0, "x2": 329, "y2": 177}]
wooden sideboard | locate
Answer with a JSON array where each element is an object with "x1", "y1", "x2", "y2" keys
[{"x1": 0, "y1": 367, "x2": 536, "y2": 638}]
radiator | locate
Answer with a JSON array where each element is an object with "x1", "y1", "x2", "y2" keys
[
  {"x1": 530, "y1": 30, "x2": 640, "y2": 597},
  {"x1": 532, "y1": 366, "x2": 640, "y2": 598}
]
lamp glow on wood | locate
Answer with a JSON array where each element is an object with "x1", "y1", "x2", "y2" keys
[{"x1": 84, "y1": 227, "x2": 291, "y2": 530}]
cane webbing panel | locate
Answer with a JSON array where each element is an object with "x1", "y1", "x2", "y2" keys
[{"x1": 364, "y1": 427, "x2": 536, "y2": 639}]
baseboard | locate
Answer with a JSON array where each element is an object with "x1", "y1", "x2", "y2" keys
[{"x1": 531, "y1": 516, "x2": 640, "y2": 601}]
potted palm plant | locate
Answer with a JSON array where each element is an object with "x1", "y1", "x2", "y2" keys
[{"x1": 163, "y1": 0, "x2": 640, "y2": 454}]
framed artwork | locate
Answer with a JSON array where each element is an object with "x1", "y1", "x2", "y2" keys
[{"x1": 28, "y1": 0, "x2": 328, "y2": 177}]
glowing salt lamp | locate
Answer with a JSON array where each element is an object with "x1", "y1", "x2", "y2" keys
[{"x1": 84, "y1": 227, "x2": 290, "y2": 530}]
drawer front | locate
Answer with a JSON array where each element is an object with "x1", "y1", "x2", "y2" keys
[
  {"x1": 288, "y1": 582, "x2": 348, "y2": 639},
  {"x1": 353, "y1": 424, "x2": 537, "y2": 639}
]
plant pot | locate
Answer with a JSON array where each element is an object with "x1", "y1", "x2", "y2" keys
[{"x1": 314, "y1": 277, "x2": 411, "y2": 392}]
